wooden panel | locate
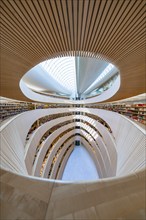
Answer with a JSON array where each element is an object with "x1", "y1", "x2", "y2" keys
[{"x1": 0, "y1": 0, "x2": 145, "y2": 101}]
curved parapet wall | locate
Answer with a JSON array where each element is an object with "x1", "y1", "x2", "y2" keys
[
  {"x1": 24, "y1": 115, "x2": 116, "y2": 178},
  {"x1": 0, "y1": 108, "x2": 145, "y2": 177},
  {"x1": 86, "y1": 109, "x2": 146, "y2": 176},
  {"x1": 0, "y1": 167, "x2": 145, "y2": 220},
  {"x1": 0, "y1": 107, "x2": 145, "y2": 219},
  {"x1": 20, "y1": 75, "x2": 120, "y2": 104},
  {"x1": 56, "y1": 144, "x2": 75, "y2": 180}
]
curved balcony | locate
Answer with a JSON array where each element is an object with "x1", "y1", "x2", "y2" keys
[{"x1": 0, "y1": 108, "x2": 145, "y2": 219}]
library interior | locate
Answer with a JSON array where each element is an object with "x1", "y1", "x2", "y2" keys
[{"x1": 0, "y1": 0, "x2": 145, "y2": 220}]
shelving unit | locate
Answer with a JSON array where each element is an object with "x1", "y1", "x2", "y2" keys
[
  {"x1": 90, "y1": 103, "x2": 146, "y2": 125},
  {"x1": 109, "y1": 104, "x2": 146, "y2": 125},
  {"x1": 0, "y1": 99, "x2": 34, "y2": 123},
  {"x1": 35, "y1": 103, "x2": 74, "y2": 109}
]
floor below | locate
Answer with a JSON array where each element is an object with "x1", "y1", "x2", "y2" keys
[{"x1": 62, "y1": 145, "x2": 99, "y2": 181}]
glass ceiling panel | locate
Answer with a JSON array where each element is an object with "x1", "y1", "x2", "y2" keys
[
  {"x1": 41, "y1": 57, "x2": 77, "y2": 96},
  {"x1": 22, "y1": 56, "x2": 119, "y2": 100},
  {"x1": 84, "y1": 63, "x2": 114, "y2": 94}
]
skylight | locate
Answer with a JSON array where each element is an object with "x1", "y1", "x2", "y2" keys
[
  {"x1": 84, "y1": 63, "x2": 114, "y2": 94},
  {"x1": 40, "y1": 58, "x2": 115, "y2": 98},
  {"x1": 41, "y1": 57, "x2": 77, "y2": 96},
  {"x1": 21, "y1": 56, "x2": 119, "y2": 101}
]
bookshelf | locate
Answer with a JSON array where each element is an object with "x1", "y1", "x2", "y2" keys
[
  {"x1": 0, "y1": 101, "x2": 34, "y2": 123},
  {"x1": 90, "y1": 103, "x2": 146, "y2": 125}
]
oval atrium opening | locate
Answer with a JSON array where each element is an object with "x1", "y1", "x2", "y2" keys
[{"x1": 20, "y1": 56, "x2": 120, "y2": 103}]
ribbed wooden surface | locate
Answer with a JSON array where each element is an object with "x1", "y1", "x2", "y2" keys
[{"x1": 1, "y1": 0, "x2": 145, "y2": 101}]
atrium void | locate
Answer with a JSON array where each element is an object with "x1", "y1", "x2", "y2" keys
[{"x1": 20, "y1": 56, "x2": 120, "y2": 103}]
